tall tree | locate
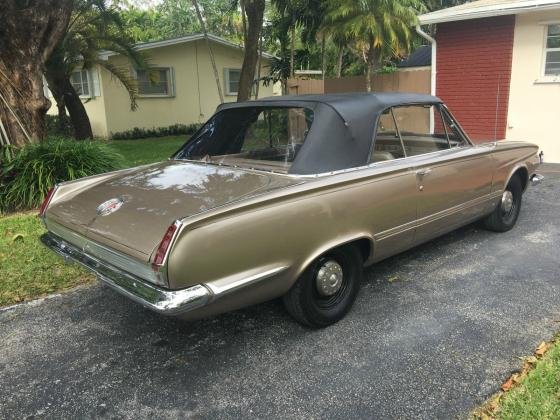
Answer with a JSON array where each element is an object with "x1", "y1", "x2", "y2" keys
[
  {"x1": 325, "y1": 0, "x2": 425, "y2": 91},
  {"x1": 237, "y1": 0, "x2": 266, "y2": 102},
  {"x1": 45, "y1": 0, "x2": 145, "y2": 139},
  {"x1": 0, "y1": 0, "x2": 74, "y2": 147}
]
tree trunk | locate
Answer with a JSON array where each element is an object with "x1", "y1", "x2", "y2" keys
[
  {"x1": 0, "y1": 0, "x2": 73, "y2": 146},
  {"x1": 366, "y1": 40, "x2": 376, "y2": 93},
  {"x1": 290, "y1": 25, "x2": 296, "y2": 78},
  {"x1": 336, "y1": 46, "x2": 344, "y2": 78},
  {"x1": 44, "y1": 71, "x2": 69, "y2": 133},
  {"x1": 321, "y1": 34, "x2": 326, "y2": 80},
  {"x1": 254, "y1": 35, "x2": 263, "y2": 99},
  {"x1": 45, "y1": 67, "x2": 93, "y2": 139},
  {"x1": 62, "y1": 78, "x2": 93, "y2": 139},
  {"x1": 237, "y1": 0, "x2": 265, "y2": 102},
  {"x1": 192, "y1": 0, "x2": 223, "y2": 103}
]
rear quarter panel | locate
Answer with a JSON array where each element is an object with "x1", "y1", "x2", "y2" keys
[
  {"x1": 489, "y1": 141, "x2": 540, "y2": 192},
  {"x1": 167, "y1": 163, "x2": 418, "y2": 301}
]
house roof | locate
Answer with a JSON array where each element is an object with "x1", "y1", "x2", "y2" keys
[
  {"x1": 419, "y1": 0, "x2": 560, "y2": 24},
  {"x1": 99, "y1": 33, "x2": 275, "y2": 60},
  {"x1": 397, "y1": 45, "x2": 431, "y2": 68}
]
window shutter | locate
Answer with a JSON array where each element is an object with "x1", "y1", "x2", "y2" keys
[{"x1": 90, "y1": 68, "x2": 101, "y2": 97}]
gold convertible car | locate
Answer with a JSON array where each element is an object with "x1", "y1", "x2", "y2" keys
[{"x1": 40, "y1": 93, "x2": 543, "y2": 327}]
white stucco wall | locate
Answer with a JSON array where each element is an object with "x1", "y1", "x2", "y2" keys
[
  {"x1": 507, "y1": 11, "x2": 560, "y2": 162},
  {"x1": 47, "y1": 39, "x2": 276, "y2": 138},
  {"x1": 102, "y1": 40, "x2": 275, "y2": 137}
]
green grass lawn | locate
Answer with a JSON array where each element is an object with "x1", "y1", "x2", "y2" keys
[
  {"x1": 0, "y1": 135, "x2": 188, "y2": 307},
  {"x1": 0, "y1": 213, "x2": 94, "y2": 306},
  {"x1": 107, "y1": 135, "x2": 187, "y2": 167},
  {"x1": 492, "y1": 340, "x2": 560, "y2": 419}
]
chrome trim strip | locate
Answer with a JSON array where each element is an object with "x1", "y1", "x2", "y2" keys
[
  {"x1": 204, "y1": 266, "x2": 288, "y2": 296},
  {"x1": 41, "y1": 232, "x2": 289, "y2": 316},
  {"x1": 40, "y1": 232, "x2": 211, "y2": 315},
  {"x1": 374, "y1": 190, "x2": 502, "y2": 241},
  {"x1": 44, "y1": 219, "x2": 163, "y2": 286}
]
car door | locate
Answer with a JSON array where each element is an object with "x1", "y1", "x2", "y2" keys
[
  {"x1": 392, "y1": 104, "x2": 495, "y2": 244},
  {"x1": 367, "y1": 108, "x2": 419, "y2": 262}
]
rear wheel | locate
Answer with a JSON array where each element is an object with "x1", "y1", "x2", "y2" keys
[
  {"x1": 483, "y1": 174, "x2": 523, "y2": 232},
  {"x1": 283, "y1": 245, "x2": 362, "y2": 328}
]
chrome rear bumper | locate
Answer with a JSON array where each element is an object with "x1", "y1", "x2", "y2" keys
[
  {"x1": 530, "y1": 173, "x2": 544, "y2": 186},
  {"x1": 40, "y1": 232, "x2": 212, "y2": 315}
]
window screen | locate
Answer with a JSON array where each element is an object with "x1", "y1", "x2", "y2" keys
[
  {"x1": 545, "y1": 24, "x2": 560, "y2": 76},
  {"x1": 226, "y1": 69, "x2": 241, "y2": 95},
  {"x1": 136, "y1": 68, "x2": 172, "y2": 95},
  {"x1": 70, "y1": 70, "x2": 90, "y2": 97}
]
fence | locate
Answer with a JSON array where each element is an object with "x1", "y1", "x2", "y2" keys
[{"x1": 287, "y1": 68, "x2": 431, "y2": 96}]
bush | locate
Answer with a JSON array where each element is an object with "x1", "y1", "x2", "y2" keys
[
  {"x1": 111, "y1": 123, "x2": 203, "y2": 140},
  {"x1": 45, "y1": 114, "x2": 74, "y2": 138},
  {"x1": 0, "y1": 137, "x2": 124, "y2": 213}
]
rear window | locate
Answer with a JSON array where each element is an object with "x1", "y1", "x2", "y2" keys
[{"x1": 175, "y1": 107, "x2": 314, "y2": 173}]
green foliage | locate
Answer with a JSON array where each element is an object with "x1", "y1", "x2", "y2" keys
[
  {"x1": 45, "y1": 115, "x2": 74, "y2": 138},
  {"x1": 0, "y1": 213, "x2": 93, "y2": 306},
  {"x1": 0, "y1": 138, "x2": 124, "y2": 213},
  {"x1": 495, "y1": 340, "x2": 560, "y2": 418},
  {"x1": 45, "y1": 0, "x2": 147, "y2": 130},
  {"x1": 107, "y1": 135, "x2": 187, "y2": 167},
  {"x1": 324, "y1": 0, "x2": 426, "y2": 65},
  {"x1": 118, "y1": 0, "x2": 243, "y2": 44},
  {"x1": 111, "y1": 123, "x2": 202, "y2": 140}
]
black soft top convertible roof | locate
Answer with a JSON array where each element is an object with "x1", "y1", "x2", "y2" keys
[{"x1": 217, "y1": 93, "x2": 443, "y2": 174}]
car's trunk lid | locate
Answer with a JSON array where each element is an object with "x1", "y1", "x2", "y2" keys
[{"x1": 47, "y1": 161, "x2": 297, "y2": 258}]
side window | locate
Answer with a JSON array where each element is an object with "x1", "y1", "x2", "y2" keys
[
  {"x1": 371, "y1": 108, "x2": 406, "y2": 162},
  {"x1": 392, "y1": 105, "x2": 450, "y2": 156},
  {"x1": 441, "y1": 108, "x2": 468, "y2": 147}
]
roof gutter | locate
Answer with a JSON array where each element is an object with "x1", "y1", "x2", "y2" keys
[
  {"x1": 418, "y1": 2, "x2": 560, "y2": 24},
  {"x1": 415, "y1": 24, "x2": 437, "y2": 133}
]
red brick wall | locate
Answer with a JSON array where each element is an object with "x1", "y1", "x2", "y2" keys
[{"x1": 435, "y1": 15, "x2": 515, "y2": 141}]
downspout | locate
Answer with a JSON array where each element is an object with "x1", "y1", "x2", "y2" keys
[{"x1": 416, "y1": 24, "x2": 436, "y2": 133}]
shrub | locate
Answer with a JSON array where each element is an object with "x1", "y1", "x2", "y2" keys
[
  {"x1": 45, "y1": 114, "x2": 74, "y2": 138},
  {"x1": 111, "y1": 123, "x2": 203, "y2": 140},
  {"x1": 0, "y1": 137, "x2": 124, "y2": 213}
]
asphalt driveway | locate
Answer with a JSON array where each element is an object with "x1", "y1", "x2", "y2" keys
[{"x1": 1, "y1": 165, "x2": 559, "y2": 419}]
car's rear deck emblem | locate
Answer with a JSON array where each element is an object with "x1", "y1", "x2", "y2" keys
[{"x1": 96, "y1": 198, "x2": 124, "y2": 216}]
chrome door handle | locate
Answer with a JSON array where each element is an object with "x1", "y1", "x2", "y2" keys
[{"x1": 416, "y1": 168, "x2": 432, "y2": 176}]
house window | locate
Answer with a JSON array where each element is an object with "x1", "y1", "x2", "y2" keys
[
  {"x1": 225, "y1": 68, "x2": 241, "y2": 95},
  {"x1": 135, "y1": 67, "x2": 174, "y2": 96},
  {"x1": 70, "y1": 69, "x2": 91, "y2": 97},
  {"x1": 545, "y1": 24, "x2": 560, "y2": 76}
]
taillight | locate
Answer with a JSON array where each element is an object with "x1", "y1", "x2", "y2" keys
[
  {"x1": 152, "y1": 222, "x2": 180, "y2": 270},
  {"x1": 38, "y1": 187, "x2": 56, "y2": 217}
]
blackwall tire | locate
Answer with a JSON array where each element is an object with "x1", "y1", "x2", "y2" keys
[
  {"x1": 283, "y1": 245, "x2": 363, "y2": 328},
  {"x1": 483, "y1": 174, "x2": 523, "y2": 232}
]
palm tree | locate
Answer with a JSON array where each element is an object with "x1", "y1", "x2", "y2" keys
[
  {"x1": 324, "y1": 0, "x2": 426, "y2": 92},
  {"x1": 45, "y1": 0, "x2": 145, "y2": 139}
]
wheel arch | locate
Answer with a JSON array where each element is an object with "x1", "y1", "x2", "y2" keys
[
  {"x1": 506, "y1": 165, "x2": 529, "y2": 192},
  {"x1": 293, "y1": 234, "x2": 374, "y2": 281}
]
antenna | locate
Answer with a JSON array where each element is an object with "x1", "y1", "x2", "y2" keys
[{"x1": 493, "y1": 75, "x2": 501, "y2": 141}]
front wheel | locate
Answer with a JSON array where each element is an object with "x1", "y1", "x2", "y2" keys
[
  {"x1": 482, "y1": 174, "x2": 523, "y2": 232},
  {"x1": 283, "y1": 245, "x2": 363, "y2": 328}
]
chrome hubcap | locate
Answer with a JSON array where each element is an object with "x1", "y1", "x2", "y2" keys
[
  {"x1": 501, "y1": 190, "x2": 514, "y2": 214},
  {"x1": 316, "y1": 260, "x2": 343, "y2": 297}
]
